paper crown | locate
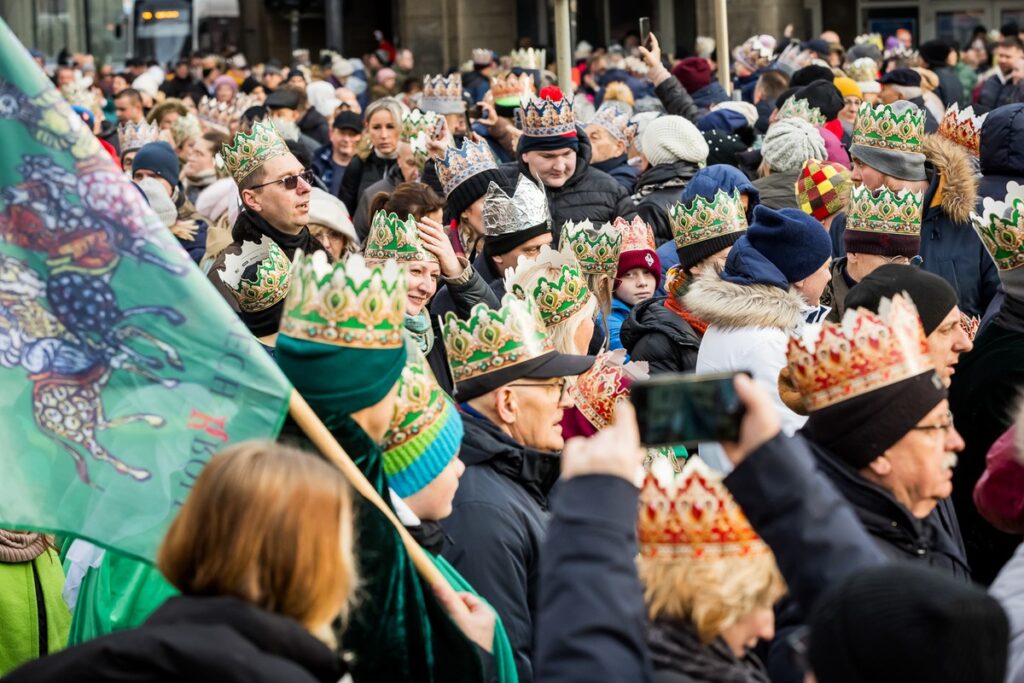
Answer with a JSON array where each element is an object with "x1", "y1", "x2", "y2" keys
[
  {"x1": 421, "y1": 73, "x2": 465, "y2": 115},
  {"x1": 560, "y1": 219, "x2": 625, "y2": 276},
  {"x1": 852, "y1": 102, "x2": 925, "y2": 154},
  {"x1": 279, "y1": 251, "x2": 406, "y2": 349},
  {"x1": 846, "y1": 185, "x2": 923, "y2": 235},
  {"x1": 437, "y1": 139, "x2": 499, "y2": 198},
  {"x1": 854, "y1": 33, "x2": 884, "y2": 50},
  {"x1": 846, "y1": 57, "x2": 879, "y2": 84},
  {"x1": 618, "y1": 216, "x2": 656, "y2": 254},
  {"x1": 786, "y1": 294, "x2": 934, "y2": 412},
  {"x1": 517, "y1": 95, "x2": 576, "y2": 137},
  {"x1": 970, "y1": 181, "x2": 1024, "y2": 271},
  {"x1": 777, "y1": 97, "x2": 826, "y2": 127},
  {"x1": 482, "y1": 176, "x2": 550, "y2": 237},
  {"x1": 510, "y1": 48, "x2": 546, "y2": 71},
  {"x1": 441, "y1": 293, "x2": 554, "y2": 384},
  {"x1": 669, "y1": 189, "x2": 748, "y2": 252},
  {"x1": 365, "y1": 211, "x2": 438, "y2": 263},
  {"x1": 170, "y1": 113, "x2": 201, "y2": 147},
  {"x1": 221, "y1": 119, "x2": 291, "y2": 183},
  {"x1": 401, "y1": 108, "x2": 440, "y2": 142},
  {"x1": 472, "y1": 48, "x2": 494, "y2": 66},
  {"x1": 117, "y1": 120, "x2": 161, "y2": 155},
  {"x1": 587, "y1": 105, "x2": 637, "y2": 146},
  {"x1": 60, "y1": 82, "x2": 97, "y2": 109},
  {"x1": 218, "y1": 236, "x2": 292, "y2": 313},
  {"x1": 197, "y1": 95, "x2": 255, "y2": 135},
  {"x1": 491, "y1": 72, "x2": 536, "y2": 104},
  {"x1": 506, "y1": 244, "x2": 591, "y2": 326},
  {"x1": 960, "y1": 313, "x2": 980, "y2": 341},
  {"x1": 568, "y1": 348, "x2": 648, "y2": 430},
  {"x1": 638, "y1": 456, "x2": 768, "y2": 560},
  {"x1": 938, "y1": 103, "x2": 987, "y2": 157}
]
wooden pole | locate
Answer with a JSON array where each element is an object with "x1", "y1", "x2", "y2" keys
[
  {"x1": 288, "y1": 390, "x2": 447, "y2": 588},
  {"x1": 714, "y1": 0, "x2": 731, "y2": 96},
  {"x1": 554, "y1": 0, "x2": 573, "y2": 94}
]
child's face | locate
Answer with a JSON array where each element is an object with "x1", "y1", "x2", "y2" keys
[{"x1": 616, "y1": 268, "x2": 656, "y2": 306}]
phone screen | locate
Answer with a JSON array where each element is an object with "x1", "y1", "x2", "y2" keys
[
  {"x1": 639, "y1": 17, "x2": 652, "y2": 47},
  {"x1": 630, "y1": 372, "x2": 746, "y2": 447}
]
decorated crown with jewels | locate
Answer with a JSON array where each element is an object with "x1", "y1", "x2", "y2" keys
[
  {"x1": 852, "y1": 102, "x2": 925, "y2": 154},
  {"x1": 437, "y1": 139, "x2": 499, "y2": 198},
  {"x1": 588, "y1": 105, "x2": 637, "y2": 145},
  {"x1": 365, "y1": 211, "x2": 438, "y2": 263},
  {"x1": 510, "y1": 48, "x2": 546, "y2": 71},
  {"x1": 569, "y1": 348, "x2": 648, "y2": 430},
  {"x1": 422, "y1": 73, "x2": 465, "y2": 115},
  {"x1": 517, "y1": 95, "x2": 576, "y2": 137},
  {"x1": 506, "y1": 245, "x2": 591, "y2": 326},
  {"x1": 560, "y1": 219, "x2": 625, "y2": 276},
  {"x1": 777, "y1": 96, "x2": 826, "y2": 127},
  {"x1": 117, "y1": 120, "x2": 161, "y2": 154},
  {"x1": 846, "y1": 185, "x2": 923, "y2": 235},
  {"x1": 970, "y1": 181, "x2": 1024, "y2": 271},
  {"x1": 845, "y1": 57, "x2": 879, "y2": 84},
  {"x1": 639, "y1": 456, "x2": 768, "y2": 560},
  {"x1": 60, "y1": 82, "x2": 98, "y2": 109},
  {"x1": 171, "y1": 113, "x2": 201, "y2": 147},
  {"x1": 618, "y1": 216, "x2": 656, "y2": 254},
  {"x1": 491, "y1": 72, "x2": 536, "y2": 104},
  {"x1": 669, "y1": 189, "x2": 748, "y2": 251},
  {"x1": 786, "y1": 294, "x2": 934, "y2": 412},
  {"x1": 472, "y1": 48, "x2": 494, "y2": 66},
  {"x1": 279, "y1": 251, "x2": 406, "y2": 349},
  {"x1": 401, "y1": 108, "x2": 440, "y2": 142},
  {"x1": 197, "y1": 95, "x2": 255, "y2": 135},
  {"x1": 218, "y1": 235, "x2": 292, "y2": 313},
  {"x1": 482, "y1": 176, "x2": 550, "y2": 237},
  {"x1": 221, "y1": 118, "x2": 291, "y2": 183},
  {"x1": 938, "y1": 103, "x2": 987, "y2": 157},
  {"x1": 441, "y1": 293, "x2": 554, "y2": 384}
]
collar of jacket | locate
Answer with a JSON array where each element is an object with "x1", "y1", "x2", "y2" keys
[
  {"x1": 633, "y1": 160, "x2": 700, "y2": 199},
  {"x1": 621, "y1": 296, "x2": 702, "y2": 349},
  {"x1": 457, "y1": 406, "x2": 562, "y2": 506},
  {"x1": 592, "y1": 153, "x2": 629, "y2": 175},
  {"x1": 682, "y1": 267, "x2": 805, "y2": 331},
  {"x1": 921, "y1": 133, "x2": 978, "y2": 225},
  {"x1": 647, "y1": 616, "x2": 770, "y2": 683}
]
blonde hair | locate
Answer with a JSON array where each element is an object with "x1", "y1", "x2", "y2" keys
[
  {"x1": 637, "y1": 554, "x2": 786, "y2": 644},
  {"x1": 602, "y1": 82, "x2": 635, "y2": 108},
  {"x1": 359, "y1": 97, "x2": 405, "y2": 161},
  {"x1": 158, "y1": 441, "x2": 358, "y2": 644}
]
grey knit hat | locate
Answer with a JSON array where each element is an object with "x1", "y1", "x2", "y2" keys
[
  {"x1": 762, "y1": 118, "x2": 826, "y2": 173},
  {"x1": 848, "y1": 100, "x2": 928, "y2": 182},
  {"x1": 641, "y1": 115, "x2": 709, "y2": 166}
]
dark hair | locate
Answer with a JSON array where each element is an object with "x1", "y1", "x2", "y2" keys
[
  {"x1": 756, "y1": 70, "x2": 791, "y2": 100},
  {"x1": 999, "y1": 37, "x2": 1024, "y2": 51},
  {"x1": 114, "y1": 88, "x2": 143, "y2": 105},
  {"x1": 368, "y1": 182, "x2": 445, "y2": 222},
  {"x1": 401, "y1": 77, "x2": 422, "y2": 94},
  {"x1": 202, "y1": 130, "x2": 227, "y2": 157}
]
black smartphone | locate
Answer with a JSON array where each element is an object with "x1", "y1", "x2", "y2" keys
[
  {"x1": 639, "y1": 17, "x2": 652, "y2": 48},
  {"x1": 630, "y1": 371, "x2": 747, "y2": 447},
  {"x1": 468, "y1": 104, "x2": 485, "y2": 119}
]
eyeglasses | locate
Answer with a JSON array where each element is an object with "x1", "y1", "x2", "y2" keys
[
  {"x1": 249, "y1": 169, "x2": 314, "y2": 191},
  {"x1": 883, "y1": 255, "x2": 910, "y2": 265},
  {"x1": 510, "y1": 378, "x2": 569, "y2": 399},
  {"x1": 912, "y1": 411, "x2": 955, "y2": 435}
]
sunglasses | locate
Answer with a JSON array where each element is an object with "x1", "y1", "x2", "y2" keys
[{"x1": 250, "y1": 169, "x2": 314, "y2": 191}]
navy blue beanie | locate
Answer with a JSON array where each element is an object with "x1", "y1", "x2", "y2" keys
[
  {"x1": 744, "y1": 205, "x2": 831, "y2": 283},
  {"x1": 132, "y1": 141, "x2": 180, "y2": 188},
  {"x1": 518, "y1": 131, "x2": 579, "y2": 154}
]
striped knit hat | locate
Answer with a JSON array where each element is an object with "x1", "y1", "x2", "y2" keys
[
  {"x1": 795, "y1": 159, "x2": 852, "y2": 221},
  {"x1": 382, "y1": 344, "x2": 464, "y2": 497}
]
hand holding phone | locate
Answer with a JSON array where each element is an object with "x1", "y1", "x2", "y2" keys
[
  {"x1": 630, "y1": 372, "x2": 748, "y2": 447},
  {"x1": 639, "y1": 17, "x2": 652, "y2": 49}
]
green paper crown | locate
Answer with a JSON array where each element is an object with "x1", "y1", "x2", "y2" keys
[
  {"x1": 846, "y1": 185, "x2": 923, "y2": 235},
  {"x1": 442, "y1": 293, "x2": 554, "y2": 384},
  {"x1": 506, "y1": 245, "x2": 591, "y2": 326},
  {"x1": 365, "y1": 211, "x2": 438, "y2": 263},
  {"x1": 852, "y1": 102, "x2": 925, "y2": 154},
  {"x1": 560, "y1": 219, "x2": 624, "y2": 276},
  {"x1": 219, "y1": 236, "x2": 292, "y2": 313},
  {"x1": 970, "y1": 182, "x2": 1024, "y2": 271},
  {"x1": 669, "y1": 189, "x2": 748, "y2": 250},
  {"x1": 384, "y1": 342, "x2": 447, "y2": 454},
  {"x1": 279, "y1": 251, "x2": 407, "y2": 349},
  {"x1": 222, "y1": 119, "x2": 291, "y2": 183},
  {"x1": 402, "y1": 109, "x2": 440, "y2": 142},
  {"x1": 777, "y1": 97, "x2": 826, "y2": 127}
]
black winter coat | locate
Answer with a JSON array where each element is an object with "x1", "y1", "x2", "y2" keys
[
  {"x1": 430, "y1": 250, "x2": 504, "y2": 321},
  {"x1": 933, "y1": 65, "x2": 967, "y2": 108},
  {"x1": 977, "y1": 73, "x2": 1019, "y2": 113},
  {"x1": 654, "y1": 76, "x2": 700, "y2": 123},
  {"x1": 441, "y1": 409, "x2": 561, "y2": 683},
  {"x1": 338, "y1": 152, "x2": 397, "y2": 216},
  {"x1": 298, "y1": 108, "x2": 330, "y2": 146},
  {"x1": 978, "y1": 103, "x2": 1024, "y2": 203},
  {"x1": 593, "y1": 153, "x2": 639, "y2": 193},
  {"x1": 620, "y1": 297, "x2": 701, "y2": 374},
  {"x1": 634, "y1": 161, "x2": 700, "y2": 244},
  {"x1": 3, "y1": 595, "x2": 347, "y2": 683}
]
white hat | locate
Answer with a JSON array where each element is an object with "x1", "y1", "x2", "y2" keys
[
  {"x1": 331, "y1": 55, "x2": 354, "y2": 79},
  {"x1": 640, "y1": 115, "x2": 709, "y2": 166},
  {"x1": 306, "y1": 80, "x2": 342, "y2": 118},
  {"x1": 308, "y1": 188, "x2": 357, "y2": 244},
  {"x1": 138, "y1": 177, "x2": 177, "y2": 228}
]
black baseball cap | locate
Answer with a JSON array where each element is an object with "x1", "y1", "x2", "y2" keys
[
  {"x1": 265, "y1": 87, "x2": 301, "y2": 109},
  {"x1": 879, "y1": 68, "x2": 922, "y2": 87},
  {"x1": 332, "y1": 110, "x2": 363, "y2": 132},
  {"x1": 454, "y1": 350, "x2": 595, "y2": 401}
]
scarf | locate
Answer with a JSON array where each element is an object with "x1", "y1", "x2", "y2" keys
[
  {"x1": 404, "y1": 311, "x2": 435, "y2": 354},
  {"x1": 184, "y1": 168, "x2": 218, "y2": 191},
  {"x1": 232, "y1": 208, "x2": 327, "y2": 261},
  {"x1": 0, "y1": 529, "x2": 49, "y2": 563},
  {"x1": 647, "y1": 617, "x2": 771, "y2": 683},
  {"x1": 665, "y1": 290, "x2": 709, "y2": 336}
]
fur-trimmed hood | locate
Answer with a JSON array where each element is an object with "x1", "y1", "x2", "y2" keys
[
  {"x1": 922, "y1": 133, "x2": 977, "y2": 224},
  {"x1": 683, "y1": 267, "x2": 806, "y2": 331}
]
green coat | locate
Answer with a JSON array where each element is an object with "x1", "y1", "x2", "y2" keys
[{"x1": 0, "y1": 549, "x2": 71, "y2": 675}]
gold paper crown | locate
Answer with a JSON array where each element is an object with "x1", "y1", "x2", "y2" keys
[
  {"x1": 436, "y1": 139, "x2": 499, "y2": 198},
  {"x1": 117, "y1": 120, "x2": 161, "y2": 154},
  {"x1": 509, "y1": 48, "x2": 546, "y2": 71},
  {"x1": 618, "y1": 216, "x2": 656, "y2": 254},
  {"x1": 222, "y1": 119, "x2": 291, "y2": 183},
  {"x1": 491, "y1": 72, "x2": 536, "y2": 104},
  {"x1": 777, "y1": 97, "x2": 826, "y2": 127},
  {"x1": 279, "y1": 251, "x2": 406, "y2": 349},
  {"x1": 786, "y1": 294, "x2": 935, "y2": 412},
  {"x1": 638, "y1": 456, "x2": 768, "y2": 560},
  {"x1": 401, "y1": 108, "x2": 440, "y2": 142},
  {"x1": 845, "y1": 57, "x2": 879, "y2": 84},
  {"x1": 852, "y1": 102, "x2": 925, "y2": 154},
  {"x1": 970, "y1": 181, "x2": 1024, "y2": 271},
  {"x1": 568, "y1": 348, "x2": 648, "y2": 430},
  {"x1": 561, "y1": 219, "x2": 625, "y2": 276},
  {"x1": 170, "y1": 113, "x2": 201, "y2": 147},
  {"x1": 669, "y1": 189, "x2": 748, "y2": 251},
  {"x1": 365, "y1": 211, "x2": 438, "y2": 263},
  {"x1": 421, "y1": 73, "x2": 465, "y2": 114},
  {"x1": 846, "y1": 185, "x2": 923, "y2": 235},
  {"x1": 517, "y1": 95, "x2": 576, "y2": 137},
  {"x1": 505, "y1": 244, "x2": 591, "y2": 326},
  {"x1": 441, "y1": 293, "x2": 555, "y2": 384},
  {"x1": 218, "y1": 236, "x2": 291, "y2": 313},
  {"x1": 938, "y1": 103, "x2": 987, "y2": 157},
  {"x1": 197, "y1": 94, "x2": 256, "y2": 134}
]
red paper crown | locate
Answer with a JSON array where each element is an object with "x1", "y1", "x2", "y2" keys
[
  {"x1": 616, "y1": 216, "x2": 656, "y2": 254},
  {"x1": 938, "y1": 103, "x2": 986, "y2": 157},
  {"x1": 568, "y1": 349, "x2": 647, "y2": 430}
]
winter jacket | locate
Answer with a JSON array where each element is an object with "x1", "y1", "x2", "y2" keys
[
  {"x1": 733, "y1": 70, "x2": 762, "y2": 104},
  {"x1": 0, "y1": 543, "x2": 70, "y2": 675},
  {"x1": 534, "y1": 475, "x2": 653, "y2": 683},
  {"x1": 647, "y1": 617, "x2": 769, "y2": 683},
  {"x1": 592, "y1": 153, "x2": 638, "y2": 193},
  {"x1": 949, "y1": 302, "x2": 1024, "y2": 585},
  {"x1": 619, "y1": 296, "x2": 701, "y2": 374},
  {"x1": 430, "y1": 250, "x2": 504, "y2": 321},
  {"x1": 978, "y1": 103, "x2": 1024, "y2": 203},
  {"x1": 353, "y1": 162, "x2": 403, "y2": 244},
  {"x1": 174, "y1": 196, "x2": 211, "y2": 264},
  {"x1": 654, "y1": 76, "x2": 700, "y2": 123},
  {"x1": 909, "y1": 96, "x2": 941, "y2": 133},
  {"x1": 338, "y1": 151, "x2": 397, "y2": 216},
  {"x1": 752, "y1": 170, "x2": 801, "y2": 210},
  {"x1": 990, "y1": 542, "x2": 1024, "y2": 683},
  {"x1": 4, "y1": 595, "x2": 348, "y2": 683},
  {"x1": 442, "y1": 408, "x2": 562, "y2": 683},
  {"x1": 820, "y1": 257, "x2": 853, "y2": 323},
  {"x1": 298, "y1": 108, "x2": 330, "y2": 146},
  {"x1": 977, "y1": 72, "x2": 1018, "y2": 113},
  {"x1": 501, "y1": 131, "x2": 636, "y2": 246},
  {"x1": 634, "y1": 161, "x2": 700, "y2": 245},
  {"x1": 974, "y1": 425, "x2": 1024, "y2": 535},
  {"x1": 311, "y1": 144, "x2": 347, "y2": 197},
  {"x1": 933, "y1": 65, "x2": 967, "y2": 108},
  {"x1": 691, "y1": 81, "x2": 730, "y2": 116},
  {"x1": 607, "y1": 296, "x2": 632, "y2": 351},
  {"x1": 463, "y1": 69, "x2": 491, "y2": 104}
]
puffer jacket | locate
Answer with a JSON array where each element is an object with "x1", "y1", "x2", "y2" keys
[
  {"x1": 932, "y1": 65, "x2": 968, "y2": 108},
  {"x1": 690, "y1": 80, "x2": 730, "y2": 116},
  {"x1": 977, "y1": 73, "x2": 1018, "y2": 113},
  {"x1": 634, "y1": 161, "x2": 700, "y2": 245},
  {"x1": 352, "y1": 162, "x2": 403, "y2": 244},
  {"x1": 430, "y1": 250, "x2": 505, "y2": 321},
  {"x1": 619, "y1": 296, "x2": 701, "y2": 374},
  {"x1": 592, "y1": 154, "x2": 638, "y2": 193},
  {"x1": 654, "y1": 77, "x2": 700, "y2": 123},
  {"x1": 979, "y1": 103, "x2": 1024, "y2": 203}
]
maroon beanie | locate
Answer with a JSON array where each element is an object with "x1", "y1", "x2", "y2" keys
[
  {"x1": 672, "y1": 57, "x2": 712, "y2": 95},
  {"x1": 615, "y1": 248, "x2": 662, "y2": 289}
]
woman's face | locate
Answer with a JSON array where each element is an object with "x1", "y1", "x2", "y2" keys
[
  {"x1": 314, "y1": 228, "x2": 349, "y2": 260},
  {"x1": 720, "y1": 607, "x2": 775, "y2": 658},
  {"x1": 405, "y1": 260, "x2": 440, "y2": 316},
  {"x1": 215, "y1": 84, "x2": 235, "y2": 103},
  {"x1": 839, "y1": 95, "x2": 862, "y2": 125},
  {"x1": 461, "y1": 196, "x2": 486, "y2": 235},
  {"x1": 368, "y1": 109, "x2": 399, "y2": 155}
]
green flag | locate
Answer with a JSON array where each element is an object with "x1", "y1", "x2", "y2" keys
[{"x1": 0, "y1": 19, "x2": 291, "y2": 562}]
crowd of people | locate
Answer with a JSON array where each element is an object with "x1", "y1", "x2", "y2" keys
[{"x1": 5, "y1": 16, "x2": 1024, "y2": 683}]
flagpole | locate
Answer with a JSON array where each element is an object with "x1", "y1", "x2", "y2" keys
[
  {"x1": 288, "y1": 390, "x2": 447, "y2": 588},
  {"x1": 715, "y1": 0, "x2": 731, "y2": 95}
]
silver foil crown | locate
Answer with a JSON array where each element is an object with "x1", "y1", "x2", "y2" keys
[{"x1": 482, "y1": 175, "x2": 550, "y2": 237}]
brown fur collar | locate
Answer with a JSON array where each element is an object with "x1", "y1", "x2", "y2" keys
[
  {"x1": 683, "y1": 268, "x2": 806, "y2": 331},
  {"x1": 923, "y1": 134, "x2": 978, "y2": 224}
]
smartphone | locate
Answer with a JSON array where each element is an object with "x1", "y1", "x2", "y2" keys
[
  {"x1": 639, "y1": 17, "x2": 652, "y2": 48},
  {"x1": 468, "y1": 104, "x2": 485, "y2": 119},
  {"x1": 630, "y1": 371, "x2": 747, "y2": 448},
  {"x1": 432, "y1": 116, "x2": 446, "y2": 139}
]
